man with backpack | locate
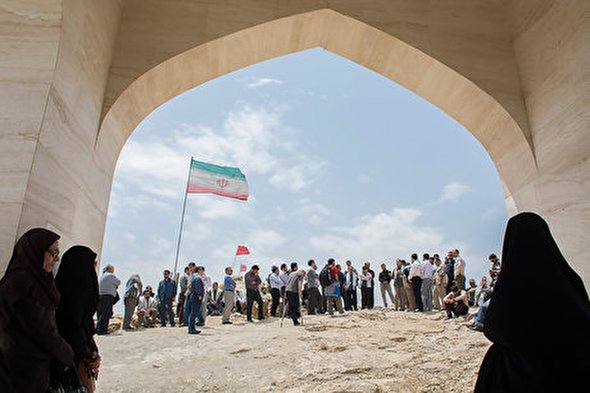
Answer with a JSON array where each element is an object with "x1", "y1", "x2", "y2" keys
[{"x1": 320, "y1": 258, "x2": 344, "y2": 315}]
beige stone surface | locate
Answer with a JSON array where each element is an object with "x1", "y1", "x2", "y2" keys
[
  {"x1": 95, "y1": 309, "x2": 490, "y2": 392},
  {"x1": 0, "y1": 1, "x2": 588, "y2": 285}
]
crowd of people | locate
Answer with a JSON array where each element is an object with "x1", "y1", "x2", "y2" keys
[
  {"x1": 94, "y1": 248, "x2": 501, "y2": 334},
  {"x1": 0, "y1": 211, "x2": 588, "y2": 393},
  {"x1": 0, "y1": 226, "x2": 499, "y2": 393}
]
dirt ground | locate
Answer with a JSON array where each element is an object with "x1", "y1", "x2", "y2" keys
[{"x1": 96, "y1": 308, "x2": 490, "y2": 393}]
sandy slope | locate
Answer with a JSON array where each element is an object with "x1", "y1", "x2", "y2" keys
[{"x1": 96, "y1": 308, "x2": 490, "y2": 392}]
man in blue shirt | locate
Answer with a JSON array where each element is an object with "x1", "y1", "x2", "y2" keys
[
  {"x1": 187, "y1": 266, "x2": 205, "y2": 334},
  {"x1": 222, "y1": 267, "x2": 236, "y2": 324},
  {"x1": 157, "y1": 270, "x2": 177, "y2": 327}
]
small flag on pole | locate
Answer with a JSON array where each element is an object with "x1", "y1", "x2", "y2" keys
[
  {"x1": 240, "y1": 264, "x2": 247, "y2": 272},
  {"x1": 187, "y1": 158, "x2": 249, "y2": 200},
  {"x1": 236, "y1": 245, "x2": 250, "y2": 256}
]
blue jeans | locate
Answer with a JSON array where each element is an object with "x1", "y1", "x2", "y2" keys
[
  {"x1": 183, "y1": 294, "x2": 191, "y2": 325},
  {"x1": 187, "y1": 295, "x2": 203, "y2": 332},
  {"x1": 207, "y1": 301, "x2": 224, "y2": 315},
  {"x1": 158, "y1": 298, "x2": 175, "y2": 326}
]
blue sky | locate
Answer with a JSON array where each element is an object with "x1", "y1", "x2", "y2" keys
[{"x1": 102, "y1": 48, "x2": 507, "y2": 294}]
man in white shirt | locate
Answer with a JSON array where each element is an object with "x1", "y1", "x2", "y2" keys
[
  {"x1": 177, "y1": 266, "x2": 189, "y2": 325},
  {"x1": 452, "y1": 249, "x2": 466, "y2": 290},
  {"x1": 97, "y1": 264, "x2": 121, "y2": 335},
  {"x1": 279, "y1": 264, "x2": 289, "y2": 298},
  {"x1": 198, "y1": 267, "x2": 212, "y2": 325},
  {"x1": 207, "y1": 282, "x2": 224, "y2": 316},
  {"x1": 421, "y1": 254, "x2": 435, "y2": 311},
  {"x1": 137, "y1": 289, "x2": 159, "y2": 328},
  {"x1": 408, "y1": 253, "x2": 424, "y2": 311},
  {"x1": 269, "y1": 266, "x2": 284, "y2": 317}
]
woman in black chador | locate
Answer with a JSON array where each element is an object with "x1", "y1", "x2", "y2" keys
[
  {"x1": 475, "y1": 212, "x2": 590, "y2": 392},
  {"x1": 0, "y1": 228, "x2": 73, "y2": 393},
  {"x1": 54, "y1": 245, "x2": 101, "y2": 392}
]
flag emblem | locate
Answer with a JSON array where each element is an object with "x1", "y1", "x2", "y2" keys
[{"x1": 187, "y1": 159, "x2": 248, "y2": 200}]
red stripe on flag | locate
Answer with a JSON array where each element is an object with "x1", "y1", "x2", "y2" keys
[{"x1": 186, "y1": 185, "x2": 248, "y2": 200}]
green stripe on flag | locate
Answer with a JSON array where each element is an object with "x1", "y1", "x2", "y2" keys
[{"x1": 191, "y1": 159, "x2": 246, "y2": 180}]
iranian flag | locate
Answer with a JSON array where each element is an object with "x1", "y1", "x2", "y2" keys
[{"x1": 187, "y1": 159, "x2": 249, "y2": 200}]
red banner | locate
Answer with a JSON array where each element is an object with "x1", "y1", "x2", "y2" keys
[{"x1": 236, "y1": 245, "x2": 250, "y2": 256}]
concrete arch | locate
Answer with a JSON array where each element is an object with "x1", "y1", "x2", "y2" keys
[
  {"x1": 3, "y1": 1, "x2": 588, "y2": 286},
  {"x1": 96, "y1": 9, "x2": 538, "y2": 220}
]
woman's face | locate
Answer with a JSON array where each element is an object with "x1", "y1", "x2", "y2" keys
[{"x1": 43, "y1": 240, "x2": 60, "y2": 273}]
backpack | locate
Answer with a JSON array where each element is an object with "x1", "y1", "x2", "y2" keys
[{"x1": 319, "y1": 266, "x2": 333, "y2": 287}]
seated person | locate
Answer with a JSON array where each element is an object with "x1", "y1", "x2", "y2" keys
[
  {"x1": 444, "y1": 285, "x2": 469, "y2": 319},
  {"x1": 145, "y1": 285, "x2": 155, "y2": 297},
  {"x1": 470, "y1": 291, "x2": 492, "y2": 332},
  {"x1": 235, "y1": 289, "x2": 245, "y2": 314},
  {"x1": 466, "y1": 278, "x2": 478, "y2": 306},
  {"x1": 137, "y1": 289, "x2": 159, "y2": 327},
  {"x1": 475, "y1": 276, "x2": 489, "y2": 306},
  {"x1": 207, "y1": 282, "x2": 224, "y2": 316}
]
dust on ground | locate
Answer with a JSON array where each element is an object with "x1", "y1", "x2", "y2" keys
[{"x1": 96, "y1": 308, "x2": 490, "y2": 392}]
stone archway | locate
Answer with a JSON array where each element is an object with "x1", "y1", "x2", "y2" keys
[
  {"x1": 96, "y1": 9, "x2": 537, "y2": 223},
  {"x1": 3, "y1": 4, "x2": 588, "y2": 286}
]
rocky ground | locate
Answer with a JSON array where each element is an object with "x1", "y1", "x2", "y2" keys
[{"x1": 96, "y1": 308, "x2": 490, "y2": 392}]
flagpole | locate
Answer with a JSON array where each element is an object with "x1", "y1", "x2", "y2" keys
[
  {"x1": 231, "y1": 253, "x2": 237, "y2": 272},
  {"x1": 173, "y1": 157, "x2": 192, "y2": 280}
]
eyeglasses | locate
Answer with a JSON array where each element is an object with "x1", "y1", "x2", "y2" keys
[{"x1": 46, "y1": 248, "x2": 60, "y2": 258}]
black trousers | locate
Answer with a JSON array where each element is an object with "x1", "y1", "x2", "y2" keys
[
  {"x1": 367, "y1": 285, "x2": 374, "y2": 309},
  {"x1": 307, "y1": 287, "x2": 322, "y2": 314},
  {"x1": 446, "y1": 275, "x2": 454, "y2": 294},
  {"x1": 344, "y1": 289, "x2": 358, "y2": 310},
  {"x1": 446, "y1": 301, "x2": 468, "y2": 318},
  {"x1": 246, "y1": 288, "x2": 263, "y2": 320},
  {"x1": 270, "y1": 287, "x2": 281, "y2": 316},
  {"x1": 411, "y1": 277, "x2": 423, "y2": 311},
  {"x1": 97, "y1": 294, "x2": 115, "y2": 333},
  {"x1": 286, "y1": 291, "x2": 301, "y2": 325},
  {"x1": 361, "y1": 286, "x2": 371, "y2": 309}
]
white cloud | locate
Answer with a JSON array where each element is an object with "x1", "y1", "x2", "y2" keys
[
  {"x1": 192, "y1": 195, "x2": 252, "y2": 220},
  {"x1": 246, "y1": 77, "x2": 283, "y2": 88},
  {"x1": 183, "y1": 222, "x2": 212, "y2": 241},
  {"x1": 112, "y1": 105, "x2": 325, "y2": 218},
  {"x1": 298, "y1": 202, "x2": 330, "y2": 225},
  {"x1": 309, "y1": 208, "x2": 448, "y2": 262},
  {"x1": 440, "y1": 181, "x2": 470, "y2": 202},
  {"x1": 269, "y1": 160, "x2": 324, "y2": 191},
  {"x1": 248, "y1": 229, "x2": 285, "y2": 251},
  {"x1": 116, "y1": 139, "x2": 187, "y2": 199}
]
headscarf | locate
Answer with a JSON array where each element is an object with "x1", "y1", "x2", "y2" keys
[
  {"x1": 124, "y1": 274, "x2": 142, "y2": 298},
  {"x1": 55, "y1": 246, "x2": 98, "y2": 318},
  {"x1": 0, "y1": 228, "x2": 61, "y2": 308},
  {"x1": 475, "y1": 212, "x2": 590, "y2": 392},
  {"x1": 54, "y1": 246, "x2": 98, "y2": 361}
]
